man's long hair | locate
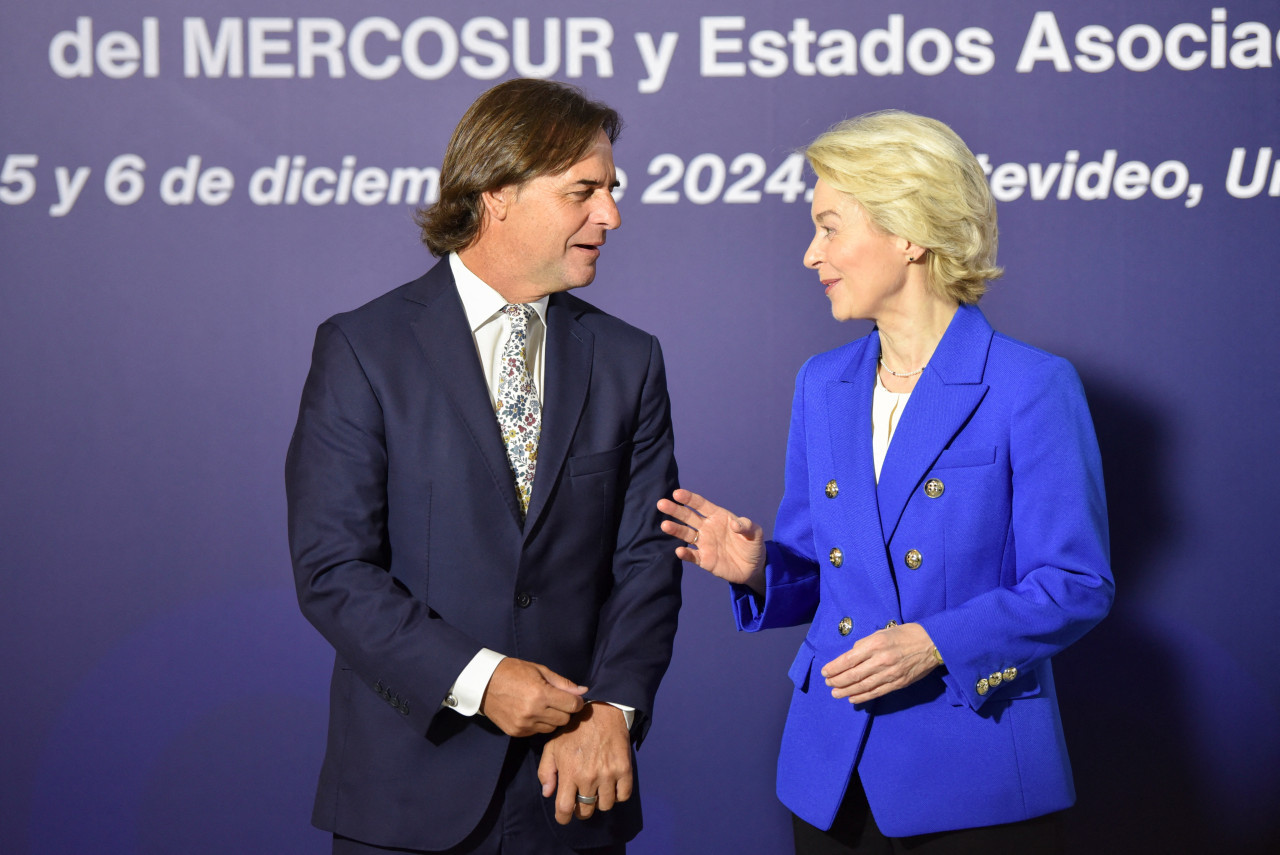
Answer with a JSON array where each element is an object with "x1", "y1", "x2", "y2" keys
[{"x1": 416, "y1": 79, "x2": 622, "y2": 256}]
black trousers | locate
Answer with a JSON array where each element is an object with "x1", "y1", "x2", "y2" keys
[
  {"x1": 332, "y1": 741, "x2": 625, "y2": 855},
  {"x1": 793, "y1": 773, "x2": 1066, "y2": 855}
]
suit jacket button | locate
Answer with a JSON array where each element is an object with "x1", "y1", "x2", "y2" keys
[
  {"x1": 924, "y1": 478, "x2": 944, "y2": 498},
  {"x1": 516, "y1": 593, "x2": 533, "y2": 608},
  {"x1": 976, "y1": 678, "x2": 989, "y2": 696},
  {"x1": 829, "y1": 547, "x2": 844, "y2": 568},
  {"x1": 1002, "y1": 666, "x2": 1018, "y2": 683},
  {"x1": 838, "y1": 617, "x2": 853, "y2": 636},
  {"x1": 904, "y1": 549, "x2": 922, "y2": 570},
  {"x1": 988, "y1": 671, "x2": 1003, "y2": 687},
  {"x1": 825, "y1": 479, "x2": 839, "y2": 499}
]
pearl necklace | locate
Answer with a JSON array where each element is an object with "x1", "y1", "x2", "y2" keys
[{"x1": 879, "y1": 358, "x2": 925, "y2": 378}]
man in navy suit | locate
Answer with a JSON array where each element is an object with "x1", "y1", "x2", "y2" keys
[{"x1": 286, "y1": 79, "x2": 681, "y2": 855}]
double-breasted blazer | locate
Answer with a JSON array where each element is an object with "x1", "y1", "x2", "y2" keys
[
  {"x1": 733, "y1": 304, "x2": 1113, "y2": 837},
  {"x1": 285, "y1": 259, "x2": 682, "y2": 851}
]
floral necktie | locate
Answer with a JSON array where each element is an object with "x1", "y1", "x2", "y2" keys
[{"x1": 496, "y1": 304, "x2": 541, "y2": 515}]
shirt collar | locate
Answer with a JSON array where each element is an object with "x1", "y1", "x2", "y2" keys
[{"x1": 449, "y1": 253, "x2": 549, "y2": 333}]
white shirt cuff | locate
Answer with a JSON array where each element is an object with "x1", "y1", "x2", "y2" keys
[
  {"x1": 443, "y1": 648, "x2": 506, "y2": 716},
  {"x1": 599, "y1": 701, "x2": 635, "y2": 731}
]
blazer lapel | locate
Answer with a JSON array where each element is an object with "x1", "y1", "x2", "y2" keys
[
  {"x1": 405, "y1": 264, "x2": 525, "y2": 527},
  {"x1": 523, "y1": 294, "x2": 593, "y2": 535},
  {"x1": 826, "y1": 331, "x2": 904, "y2": 616},
  {"x1": 876, "y1": 305, "x2": 993, "y2": 543}
]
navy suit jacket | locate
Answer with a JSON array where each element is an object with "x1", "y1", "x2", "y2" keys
[
  {"x1": 285, "y1": 259, "x2": 681, "y2": 851},
  {"x1": 734, "y1": 304, "x2": 1113, "y2": 836}
]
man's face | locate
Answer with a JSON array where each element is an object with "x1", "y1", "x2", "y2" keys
[{"x1": 492, "y1": 131, "x2": 621, "y2": 301}]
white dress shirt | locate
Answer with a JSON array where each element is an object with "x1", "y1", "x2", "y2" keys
[{"x1": 442, "y1": 254, "x2": 632, "y2": 728}]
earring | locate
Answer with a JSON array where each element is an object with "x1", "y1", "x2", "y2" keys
[{"x1": 907, "y1": 256, "x2": 915, "y2": 262}]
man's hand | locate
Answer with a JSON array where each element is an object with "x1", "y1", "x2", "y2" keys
[
  {"x1": 479, "y1": 658, "x2": 588, "y2": 738},
  {"x1": 537, "y1": 703, "x2": 633, "y2": 825},
  {"x1": 821, "y1": 622, "x2": 941, "y2": 704}
]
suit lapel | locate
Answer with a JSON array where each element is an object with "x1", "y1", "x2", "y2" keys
[
  {"x1": 523, "y1": 294, "x2": 593, "y2": 535},
  {"x1": 826, "y1": 332, "x2": 904, "y2": 616},
  {"x1": 405, "y1": 263, "x2": 525, "y2": 527},
  {"x1": 876, "y1": 305, "x2": 992, "y2": 543}
]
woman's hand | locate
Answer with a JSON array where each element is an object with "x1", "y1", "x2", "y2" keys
[
  {"x1": 657, "y1": 488, "x2": 766, "y2": 593},
  {"x1": 821, "y1": 623, "x2": 941, "y2": 704}
]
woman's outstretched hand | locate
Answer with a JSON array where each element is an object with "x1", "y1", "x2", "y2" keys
[{"x1": 657, "y1": 488, "x2": 766, "y2": 594}]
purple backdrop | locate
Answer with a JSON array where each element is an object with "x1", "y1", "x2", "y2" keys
[{"x1": 4, "y1": 2, "x2": 1279, "y2": 852}]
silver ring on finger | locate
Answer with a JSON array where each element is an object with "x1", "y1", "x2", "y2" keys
[
  {"x1": 576, "y1": 793, "x2": 599, "y2": 805},
  {"x1": 692, "y1": 531, "x2": 700, "y2": 544}
]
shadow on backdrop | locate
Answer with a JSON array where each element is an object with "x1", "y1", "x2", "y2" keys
[{"x1": 1058, "y1": 377, "x2": 1280, "y2": 854}]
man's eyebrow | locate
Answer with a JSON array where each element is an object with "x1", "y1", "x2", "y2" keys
[{"x1": 570, "y1": 177, "x2": 619, "y2": 191}]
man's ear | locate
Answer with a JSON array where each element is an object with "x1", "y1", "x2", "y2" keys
[{"x1": 481, "y1": 186, "x2": 511, "y2": 222}]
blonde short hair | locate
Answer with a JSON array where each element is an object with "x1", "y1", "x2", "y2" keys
[{"x1": 805, "y1": 110, "x2": 1001, "y2": 304}]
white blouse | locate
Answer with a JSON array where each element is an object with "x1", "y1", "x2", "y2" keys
[{"x1": 871, "y1": 369, "x2": 912, "y2": 483}]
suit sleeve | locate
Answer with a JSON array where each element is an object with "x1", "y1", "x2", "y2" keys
[
  {"x1": 285, "y1": 320, "x2": 480, "y2": 734},
  {"x1": 732, "y1": 358, "x2": 822, "y2": 632},
  {"x1": 920, "y1": 356, "x2": 1114, "y2": 710},
  {"x1": 582, "y1": 335, "x2": 683, "y2": 745}
]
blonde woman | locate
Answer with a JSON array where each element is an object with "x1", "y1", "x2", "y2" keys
[{"x1": 660, "y1": 111, "x2": 1113, "y2": 854}]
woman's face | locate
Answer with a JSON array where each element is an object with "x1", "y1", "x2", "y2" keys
[{"x1": 804, "y1": 179, "x2": 909, "y2": 322}]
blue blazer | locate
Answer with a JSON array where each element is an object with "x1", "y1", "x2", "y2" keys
[
  {"x1": 734, "y1": 304, "x2": 1113, "y2": 837},
  {"x1": 285, "y1": 259, "x2": 682, "y2": 851}
]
